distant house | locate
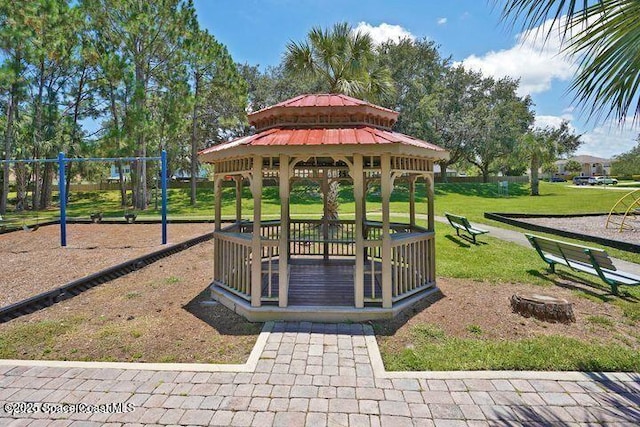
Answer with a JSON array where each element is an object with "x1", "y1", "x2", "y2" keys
[
  {"x1": 555, "y1": 155, "x2": 612, "y2": 177},
  {"x1": 108, "y1": 164, "x2": 210, "y2": 183},
  {"x1": 108, "y1": 164, "x2": 131, "y2": 182},
  {"x1": 171, "y1": 168, "x2": 209, "y2": 181},
  {"x1": 433, "y1": 163, "x2": 459, "y2": 177}
]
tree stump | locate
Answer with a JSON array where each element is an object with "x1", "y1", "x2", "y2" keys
[{"x1": 510, "y1": 294, "x2": 575, "y2": 323}]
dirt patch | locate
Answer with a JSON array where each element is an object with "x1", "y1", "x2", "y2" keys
[
  {"x1": 0, "y1": 223, "x2": 214, "y2": 307},
  {"x1": 376, "y1": 276, "x2": 640, "y2": 354},
  {"x1": 0, "y1": 240, "x2": 261, "y2": 364}
]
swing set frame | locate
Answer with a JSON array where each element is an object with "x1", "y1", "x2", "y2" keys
[{"x1": 0, "y1": 150, "x2": 168, "y2": 247}]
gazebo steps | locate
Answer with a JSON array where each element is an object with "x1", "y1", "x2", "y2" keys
[{"x1": 210, "y1": 282, "x2": 442, "y2": 323}]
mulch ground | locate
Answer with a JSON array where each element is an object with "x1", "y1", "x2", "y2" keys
[
  {"x1": 0, "y1": 224, "x2": 261, "y2": 364},
  {"x1": 517, "y1": 215, "x2": 639, "y2": 245},
  {"x1": 1, "y1": 223, "x2": 638, "y2": 364},
  {"x1": 0, "y1": 223, "x2": 214, "y2": 307},
  {"x1": 376, "y1": 275, "x2": 640, "y2": 354}
]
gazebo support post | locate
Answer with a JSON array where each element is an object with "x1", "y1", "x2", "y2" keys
[
  {"x1": 381, "y1": 153, "x2": 393, "y2": 308},
  {"x1": 427, "y1": 172, "x2": 435, "y2": 231},
  {"x1": 278, "y1": 154, "x2": 290, "y2": 307},
  {"x1": 235, "y1": 176, "x2": 243, "y2": 222},
  {"x1": 409, "y1": 175, "x2": 417, "y2": 227},
  {"x1": 426, "y1": 173, "x2": 436, "y2": 283},
  {"x1": 322, "y1": 170, "x2": 329, "y2": 261},
  {"x1": 251, "y1": 155, "x2": 263, "y2": 307},
  {"x1": 353, "y1": 154, "x2": 365, "y2": 308},
  {"x1": 214, "y1": 176, "x2": 223, "y2": 231}
]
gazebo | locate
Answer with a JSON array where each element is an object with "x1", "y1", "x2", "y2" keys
[{"x1": 199, "y1": 94, "x2": 449, "y2": 321}]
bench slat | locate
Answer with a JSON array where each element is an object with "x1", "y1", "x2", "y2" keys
[
  {"x1": 588, "y1": 250, "x2": 616, "y2": 271},
  {"x1": 601, "y1": 269, "x2": 640, "y2": 285}
]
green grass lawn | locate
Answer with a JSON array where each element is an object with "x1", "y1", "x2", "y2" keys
[
  {"x1": 1, "y1": 180, "x2": 635, "y2": 218},
  {"x1": 376, "y1": 223, "x2": 640, "y2": 371},
  {"x1": 3, "y1": 180, "x2": 639, "y2": 371},
  {"x1": 382, "y1": 328, "x2": 640, "y2": 371}
]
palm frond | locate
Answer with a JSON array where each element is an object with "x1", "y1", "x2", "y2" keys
[
  {"x1": 568, "y1": 0, "x2": 640, "y2": 121},
  {"x1": 499, "y1": 0, "x2": 591, "y2": 41},
  {"x1": 284, "y1": 41, "x2": 315, "y2": 76},
  {"x1": 501, "y1": 0, "x2": 640, "y2": 122}
]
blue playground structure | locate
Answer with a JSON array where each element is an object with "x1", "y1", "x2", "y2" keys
[{"x1": 1, "y1": 151, "x2": 168, "y2": 247}]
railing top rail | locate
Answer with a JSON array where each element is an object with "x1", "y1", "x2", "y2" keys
[
  {"x1": 213, "y1": 231, "x2": 252, "y2": 245},
  {"x1": 221, "y1": 222, "x2": 242, "y2": 232},
  {"x1": 391, "y1": 231, "x2": 434, "y2": 245},
  {"x1": 364, "y1": 220, "x2": 429, "y2": 233}
]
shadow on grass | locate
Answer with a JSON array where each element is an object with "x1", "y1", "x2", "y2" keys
[
  {"x1": 182, "y1": 287, "x2": 262, "y2": 336},
  {"x1": 445, "y1": 233, "x2": 489, "y2": 246},
  {"x1": 527, "y1": 269, "x2": 640, "y2": 304},
  {"x1": 444, "y1": 234, "x2": 471, "y2": 248},
  {"x1": 434, "y1": 182, "x2": 529, "y2": 198}
]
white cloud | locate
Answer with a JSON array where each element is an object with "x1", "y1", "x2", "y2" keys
[
  {"x1": 353, "y1": 22, "x2": 415, "y2": 45},
  {"x1": 534, "y1": 114, "x2": 637, "y2": 158},
  {"x1": 577, "y1": 120, "x2": 639, "y2": 158},
  {"x1": 457, "y1": 18, "x2": 576, "y2": 96},
  {"x1": 560, "y1": 106, "x2": 575, "y2": 121},
  {"x1": 437, "y1": 17, "x2": 447, "y2": 25},
  {"x1": 534, "y1": 115, "x2": 574, "y2": 131}
]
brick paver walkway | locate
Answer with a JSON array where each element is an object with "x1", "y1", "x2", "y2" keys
[{"x1": 1, "y1": 321, "x2": 638, "y2": 426}]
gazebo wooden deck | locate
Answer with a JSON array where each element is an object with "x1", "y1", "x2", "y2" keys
[{"x1": 199, "y1": 94, "x2": 449, "y2": 322}]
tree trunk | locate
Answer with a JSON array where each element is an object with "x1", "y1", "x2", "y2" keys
[
  {"x1": 530, "y1": 154, "x2": 540, "y2": 196},
  {"x1": 32, "y1": 58, "x2": 46, "y2": 211},
  {"x1": 190, "y1": 74, "x2": 200, "y2": 206},
  {"x1": 322, "y1": 172, "x2": 340, "y2": 221},
  {"x1": 438, "y1": 160, "x2": 449, "y2": 183},
  {"x1": 481, "y1": 166, "x2": 490, "y2": 183},
  {"x1": 39, "y1": 162, "x2": 54, "y2": 210},
  {"x1": 65, "y1": 162, "x2": 72, "y2": 204},
  {"x1": 1, "y1": 85, "x2": 17, "y2": 215},
  {"x1": 118, "y1": 164, "x2": 127, "y2": 207},
  {"x1": 66, "y1": 66, "x2": 86, "y2": 204},
  {"x1": 133, "y1": 62, "x2": 148, "y2": 210},
  {"x1": 15, "y1": 163, "x2": 28, "y2": 211}
]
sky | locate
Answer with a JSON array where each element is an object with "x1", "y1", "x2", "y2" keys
[{"x1": 193, "y1": 0, "x2": 639, "y2": 159}]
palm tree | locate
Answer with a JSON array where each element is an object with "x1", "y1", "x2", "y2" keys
[
  {"x1": 284, "y1": 22, "x2": 395, "y2": 104},
  {"x1": 500, "y1": 0, "x2": 640, "y2": 122},
  {"x1": 518, "y1": 121, "x2": 581, "y2": 196},
  {"x1": 284, "y1": 23, "x2": 395, "y2": 220}
]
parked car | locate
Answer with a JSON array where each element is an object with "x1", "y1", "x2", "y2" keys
[
  {"x1": 550, "y1": 176, "x2": 567, "y2": 182},
  {"x1": 572, "y1": 176, "x2": 590, "y2": 186},
  {"x1": 589, "y1": 176, "x2": 618, "y2": 185}
]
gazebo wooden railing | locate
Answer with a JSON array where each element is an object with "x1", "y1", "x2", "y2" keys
[{"x1": 212, "y1": 219, "x2": 435, "y2": 307}]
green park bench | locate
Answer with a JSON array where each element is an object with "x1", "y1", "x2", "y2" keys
[
  {"x1": 525, "y1": 234, "x2": 640, "y2": 295},
  {"x1": 444, "y1": 212, "x2": 489, "y2": 243}
]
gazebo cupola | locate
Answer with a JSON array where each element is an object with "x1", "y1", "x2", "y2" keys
[{"x1": 199, "y1": 94, "x2": 449, "y2": 322}]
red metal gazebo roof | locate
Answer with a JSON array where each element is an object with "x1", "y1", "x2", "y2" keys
[
  {"x1": 248, "y1": 93, "x2": 399, "y2": 131},
  {"x1": 199, "y1": 94, "x2": 449, "y2": 162},
  {"x1": 254, "y1": 93, "x2": 397, "y2": 112},
  {"x1": 200, "y1": 127, "x2": 445, "y2": 152}
]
